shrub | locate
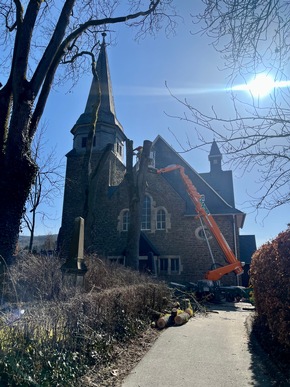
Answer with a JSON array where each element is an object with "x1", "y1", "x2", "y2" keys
[
  {"x1": 84, "y1": 255, "x2": 156, "y2": 291},
  {"x1": 250, "y1": 227, "x2": 290, "y2": 362},
  {"x1": 0, "y1": 254, "x2": 171, "y2": 385},
  {"x1": 3, "y1": 252, "x2": 64, "y2": 302}
]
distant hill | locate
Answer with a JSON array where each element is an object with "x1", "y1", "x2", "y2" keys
[{"x1": 18, "y1": 234, "x2": 58, "y2": 250}]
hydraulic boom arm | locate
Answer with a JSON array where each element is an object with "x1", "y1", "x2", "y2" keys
[{"x1": 157, "y1": 165, "x2": 244, "y2": 281}]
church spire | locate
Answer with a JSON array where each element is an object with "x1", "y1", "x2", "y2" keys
[
  {"x1": 83, "y1": 33, "x2": 121, "y2": 128},
  {"x1": 71, "y1": 32, "x2": 126, "y2": 159},
  {"x1": 208, "y1": 140, "x2": 222, "y2": 173}
]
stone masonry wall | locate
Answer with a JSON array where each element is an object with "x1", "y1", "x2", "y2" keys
[
  {"x1": 89, "y1": 168, "x2": 239, "y2": 285},
  {"x1": 59, "y1": 150, "x2": 125, "y2": 257}
]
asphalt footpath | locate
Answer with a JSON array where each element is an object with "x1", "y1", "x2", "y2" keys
[{"x1": 122, "y1": 302, "x2": 288, "y2": 387}]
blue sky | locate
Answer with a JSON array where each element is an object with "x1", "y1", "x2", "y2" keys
[{"x1": 27, "y1": 1, "x2": 289, "y2": 248}]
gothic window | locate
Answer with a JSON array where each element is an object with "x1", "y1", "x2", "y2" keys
[
  {"x1": 122, "y1": 210, "x2": 129, "y2": 231},
  {"x1": 156, "y1": 209, "x2": 166, "y2": 230},
  {"x1": 119, "y1": 197, "x2": 169, "y2": 233},
  {"x1": 141, "y1": 195, "x2": 151, "y2": 230}
]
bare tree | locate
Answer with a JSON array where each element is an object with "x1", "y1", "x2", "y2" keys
[
  {"x1": 0, "y1": 0, "x2": 176, "y2": 263},
  {"x1": 22, "y1": 125, "x2": 64, "y2": 253},
  {"x1": 168, "y1": 1, "x2": 290, "y2": 212},
  {"x1": 125, "y1": 139, "x2": 152, "y2": 270}
]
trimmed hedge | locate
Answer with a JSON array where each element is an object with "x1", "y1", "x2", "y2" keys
[{"x1": 250, "y1": 227, "x2": 290, "y2": 359}]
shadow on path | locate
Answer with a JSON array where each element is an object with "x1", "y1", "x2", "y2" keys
[
  {"x1": 209, "y1": 302, "x2": 289, "y2": 386},
  {"x1": 247, "y1": 317, "x2": 290, "y2": 386},
  {"x1": 122, "y1": 302, "x2": 289, "y2": 387}
]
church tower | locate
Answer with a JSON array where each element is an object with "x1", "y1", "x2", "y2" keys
[
  {"x1": 201, "y1": 140, "x2": 236, "y2": 208},
  {"x1": 71, "y1": 33, "x2": 126, "y2": 160},
  {"x1": 59, "y1": 33, "x2": 126, "y2": 255}
]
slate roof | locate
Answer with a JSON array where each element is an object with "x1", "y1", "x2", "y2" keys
[
  {"x1": 151, "y1": 136, "x2": 245, "y2": 227},
  {"x1": 209, "y1": 139, "x2": 222, "y2": 156},
  {"x1": 200, "y1": 170, "x2": 235, "y2": 207}
]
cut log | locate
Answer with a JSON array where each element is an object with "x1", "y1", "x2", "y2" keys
[
  {"x1": 185, "y1": 307, "x2": 194, "y2": 317},
  {"x1": 157, "y1": 314, "x2": 171, "y2": 329},
  {"x1": 174, "y1": 312, "x2": 190, "y2": 326}
]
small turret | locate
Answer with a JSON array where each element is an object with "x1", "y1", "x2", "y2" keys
[{"x1": 208, "y1": 140, "x2": 222, "y2": 173}]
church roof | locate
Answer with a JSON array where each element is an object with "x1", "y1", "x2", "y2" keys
[
  {"x1": 72, "y1": 33, "x2": 123, "y2": 133},
  {"x1": 151, "y1": 136, "x2": 245, "y2": 227},
  {"x1": 200, "y1": 170, "x2": 235, "y2": 208}
]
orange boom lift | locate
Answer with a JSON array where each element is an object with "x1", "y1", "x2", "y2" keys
[{"x1": 156, "y1": 164, "x2": 244, "y2": 282}]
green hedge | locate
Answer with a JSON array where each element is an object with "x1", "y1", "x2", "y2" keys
[{"x1": 250, "y1": 227, "x2": 290, "y2": 357}]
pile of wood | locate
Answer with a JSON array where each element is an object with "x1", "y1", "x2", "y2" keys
[{"x1": 156, "y1": 299, "x2": 194, "y2": 329}]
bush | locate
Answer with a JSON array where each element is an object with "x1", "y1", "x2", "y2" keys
[
  {"x1": 0, "y1": 254, "x2": 171, "y2": 385},
  {"x1": 250, "y1": 227, "x2": 290, "y2": 364},
  {"x1": 3, "y1": 252, "x2": 63, "y2": 302},
  {"x1": 84, "y1": 255, "x2": 157, "y2": 291}
]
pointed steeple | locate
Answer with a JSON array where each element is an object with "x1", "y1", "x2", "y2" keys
[
  {"x1": 208, "y1": 140, "x2": 222, "y2": 173},
  {"x1": 71, "y1": 33, "x2": 126, "y2": 160},
  {"x1": 83, "y1": 33, "x2": 122, "y2": 128}
]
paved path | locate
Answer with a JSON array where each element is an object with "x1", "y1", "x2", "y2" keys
[{"x1": 122, "y1": 303, "x2": 287, "y2": 387}]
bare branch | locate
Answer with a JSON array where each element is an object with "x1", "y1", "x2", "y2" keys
[
  {"x1": 22, "y1": 123, "x2": 64, "y2": 248},
  {"x1": 166, "y1": 82, "x2": 290, "y2": 210}
]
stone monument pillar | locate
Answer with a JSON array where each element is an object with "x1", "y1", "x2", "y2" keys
[{"x1": 61, "y1": 217, "x2": 87, "y2": 288}]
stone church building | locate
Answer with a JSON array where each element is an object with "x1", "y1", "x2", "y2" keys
[{"x1": 58, "y1": 35, "x2": 255, "y2": 286}]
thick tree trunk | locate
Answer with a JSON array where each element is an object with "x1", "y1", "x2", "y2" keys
[
  {"x1": 83, "y1": 144, "x2": 113, "y2": 251},
  {"x1": 0, "y1": 155, "x2": 36, "y2": 266},
  {"x1": 126, "y1": 197, "x2": 142, "y2": 270},
  {"x1": 125, "y1": 140, "x2": 152, "y2": 270},
  {"x1": 0, "y1": 85, "x2": 36, "y2": 265}
]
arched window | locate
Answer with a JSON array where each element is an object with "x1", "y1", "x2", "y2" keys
[
  {"x1": 141, "y1": 195, "x2": 151, "y2": 230},
  {"x1": 156, "y1": 209, "x2": 166, "y2": 230},
  {"x1": 122, "y1": 210, "x2": 129, "y2": 231}
]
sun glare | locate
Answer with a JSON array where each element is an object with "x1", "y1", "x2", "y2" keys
[
  {"x1": 232, "y1": 73, "x2": 275, "y2": 98},
  {"x1": 247, "y1": 74, "x2": 275, "y2": 97}
]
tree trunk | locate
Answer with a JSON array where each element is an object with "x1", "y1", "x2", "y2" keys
[
  {"x1": 0, "y1": 82, "x2": 37, "y2": 265},
  {"x1": 0, "y1": 155, "x2": 36, "y2": 266},
  {"x1": 174, "y1": 312, "x2": 190, "y2": 326},
  {"x1": 125, "y1": 194, "x2": 142, "y2": 270},
  {"x1": 125, "y1": 140, "x2": 152, "y2": 270},
  {"x1": 83, "y1": 144, "x2": 113, "y2": 251}
]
